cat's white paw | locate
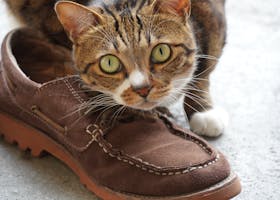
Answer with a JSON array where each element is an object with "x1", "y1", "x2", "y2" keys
[{"x1": 189, "y1": 108, "x2": 229, "y2": 137}]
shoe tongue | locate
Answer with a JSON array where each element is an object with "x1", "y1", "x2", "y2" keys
[
  {"x1": 113, "y1": 109, "x2": 158, "y2": 122},
  {"x1": 94, "y1": 107, "x2": 157, "y2": 134}
]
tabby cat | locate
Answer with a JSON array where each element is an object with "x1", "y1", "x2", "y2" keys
[{"x1": 5, "y1": 0, "x2": 228, "y2": 137}]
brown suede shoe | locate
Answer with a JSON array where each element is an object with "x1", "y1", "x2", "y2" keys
[{"x1": 0, "y1": 28, "x2": 241, "y2": 200}]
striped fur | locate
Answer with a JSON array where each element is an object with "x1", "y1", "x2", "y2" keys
[{"x1": 5, "y1": 0, "x2": 227, "y2": 115}]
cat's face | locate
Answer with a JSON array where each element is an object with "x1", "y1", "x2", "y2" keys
[{"x1": 56, "y1": 0, "x2": 196, "y2": 110}]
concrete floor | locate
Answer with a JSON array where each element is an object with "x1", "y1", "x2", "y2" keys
[{"x1": 0, "y1": 1, "x2": 280, "y2": 200}]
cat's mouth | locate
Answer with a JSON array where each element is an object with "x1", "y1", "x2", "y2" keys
[
  {"x1": 113, "y1": 92, "x2": 164, "y2": 111},
  {"x1": 112, "y1": 83, "x2": 183, "y2": 111},
  {"x1": 117, "y1": 88, "x2": 170, "y2": 111}
]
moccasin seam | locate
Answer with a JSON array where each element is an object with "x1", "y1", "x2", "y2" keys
[
  {"x1": 16, "y1": 104, "x2": 93, "y2": 152},
  {"x1": 35, "y1": 76, "x2": 78, "y2": 95},
  {"x1": 64, "y1": 78, "x2": 85, "y2": 104},
  {"x1": 86, "y1": 124, "x2": 220, "y2": 176}
]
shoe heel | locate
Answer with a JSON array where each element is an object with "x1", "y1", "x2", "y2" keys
[{"x1": 0, "y1": 112, "x2": 46, "y2": 157}]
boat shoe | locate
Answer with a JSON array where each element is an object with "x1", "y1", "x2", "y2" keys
[{"x1": 0, "y1": 28, "x2": 241, "y2": 200}]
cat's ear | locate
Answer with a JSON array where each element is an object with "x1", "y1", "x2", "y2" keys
[
  {"x1": 55, "y1": 1, "x2": 104, "y2": 41},
  {"x1": 150, "y1": 0, "x2": 191, "y2": 17}
]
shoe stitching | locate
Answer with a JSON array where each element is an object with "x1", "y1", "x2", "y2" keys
[
  {"x1": 158, "y1": 113, "x2": 213, "y2": 155},
  {"x1": 10, "y1": 102, "x2": 91, "y2": 152},
  {"x1": 35, "y1": 79, "x2": 66, "y2": 95},
  {"x1": 64, "y1": 78, "x2": 85, "y2": 104},
  {"x1": 35, "y1": 76, "x2": 80, "y2": 96},
  {"x1": 17, "y1": 78, "x2": 90, "y2": 151},
  {"x1": 85, "y1": 123, "x2": 219, "y2": 176},
  {"x1": 3, "y1": 74, "x2": 90, "y2": 152},
  {"x1": 31, "y1": 105, "x2": 67, "y2": 134},
  {"x1": 25, "y1": 106, "x2": 91, "y2": 152}
]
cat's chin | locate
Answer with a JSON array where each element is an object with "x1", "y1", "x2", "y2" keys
[{"x1": 128, "y1": 101, "x2": 159, "y2": 111}]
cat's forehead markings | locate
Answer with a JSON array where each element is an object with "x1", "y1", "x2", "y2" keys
[
  {"x1": 148, "y1": 34, "x2": 159, "y2": 46},
  {"x1": 139, "y1": 35, "x2": 149, "y2": 47},
  {"x1": 95, "y1": 42, "x2": 120, "y2": 57},
  {"x1": 107, "y1": 43, "x2": 117, "y2": 51},
  {"x1": 116, "y1": 37, "x2": 128, "y2": 51},
  {"x1": 137, "y1": 33, "x2": 157, "y2": 48}
]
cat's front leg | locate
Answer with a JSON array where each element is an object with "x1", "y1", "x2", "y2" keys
[
  {"x1": 188, "y1": 107, "x2": 229, "y2": 137},
  {"x1": 185, "y1": 0, "x2": 228, "y2": 137},
  {"x1": 184, "y1": 78, "x2": 228, "y2": 137}
]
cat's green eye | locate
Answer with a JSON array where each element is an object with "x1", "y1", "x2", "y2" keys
[
  {"x1": 151, "y1": 44, "x2": 171, "y2": 64},
  {"x1": 100, "y1": 55, "x2": 121, "y2": 74}
]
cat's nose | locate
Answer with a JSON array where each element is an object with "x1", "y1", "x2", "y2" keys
[{"x1": 133, "y1": 85, "x2": 152, "y2": 98}]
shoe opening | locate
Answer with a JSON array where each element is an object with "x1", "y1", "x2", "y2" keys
[{"x1": 10, "y1": 28, "x2": 76, "y2": 83}]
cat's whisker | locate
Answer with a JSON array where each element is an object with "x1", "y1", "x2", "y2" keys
[
  {"x1": 76, "y1": 94, "x2": 112, "y2": 106},
  {"x1": 183, "y1": 101, "x2": 200, "y2": 113},
  {"x1": 176, "y1": 86, "x2": 209, "y2": 95},
  {"x1": 83, "y1": 99, "x2": 114, "y2": 109},
  {"x1": 192, "y1": 62, "x2": 217, "y2": 78},
  {"x1": 172, "y1": 88, "x2": 208, "y2": 103},
  {"x1": 172, "y1": 77, "x2": 209, "y2": 85},
  {"x1": 61, "y1": 101, "x2": 113, "y2": 120},
  {"x1": 161, "y1": 93, "x2": 181, "y2": 107},
  {"x1": 84, "y1": 104, "x2": 116, "y2": 118},
  {"x1": 191, "y1": 77, "x2": 210, "y2": 82},
  {"x1": 67, "y1": 103, "x2": 119, "y2": 131},
  {"x1": 94, "y1": 105, "x2": 120, "y2": 124},
  {"x1": 185, "y1": 89, "x2": 208, "y2": 96},
  {"x1": 184, "y1": 94, "x2": 208, "y2": 111},
  {"x1": 170, "y1": 89, "x2": 207, "y2": 112},
  {"x1": 110, "y1": 105, "x2": 127, "y2": 126},
  {"x1": 85, "y1": 98, "x2": 118, "y2": 108},
  {"x1": 196, "y1": 54, "x2": 219, "y2": 61},
  {"x1": 183, "y1": 86, "x2": 209, "y2": 93},
  {"x1": 61, "y1": 93, "x2": 116, "y2": 119},
  {"x1": 85, "y1": 96, "x2": 115, "y2": 104}
]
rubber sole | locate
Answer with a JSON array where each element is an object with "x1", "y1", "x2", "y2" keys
[{"x1": 0, "y1": 111, "x2": 241, "y2": 200}]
